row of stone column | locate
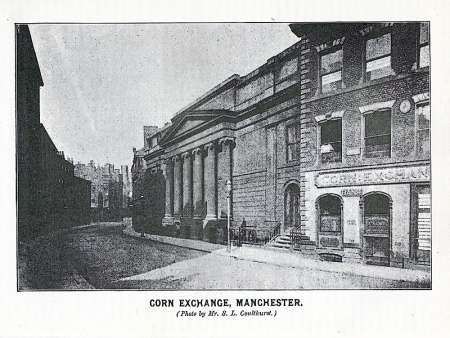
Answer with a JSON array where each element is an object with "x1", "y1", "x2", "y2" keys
[{"x1": 164, "y1": 137, "x2": 234, "y2": 221}]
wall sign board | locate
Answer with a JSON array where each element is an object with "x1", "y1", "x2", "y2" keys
[{"x1": 315, "y1": 165, "x2": 430, "y2": 188}]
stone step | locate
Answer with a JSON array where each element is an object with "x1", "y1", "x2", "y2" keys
[
  {"x1": 269, "y1": 243, "x2": 291, "y2": 249},
  {"x1": 299, "y1": 240, "x2": 315, "y2": 246},
  {"x1": 299, "y1": 245, "x2": 316, "y2": 250}
]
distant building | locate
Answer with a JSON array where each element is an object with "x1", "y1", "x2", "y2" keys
[
  {"x1": 16, "y1": 24, "x2": 91, "y2": 239},
  {"x1": 131, "y1": 125, "x2": 168, "y2": 233},
  {"x1": 74, "y1": 161, "x2": 130, "y2": 221}
]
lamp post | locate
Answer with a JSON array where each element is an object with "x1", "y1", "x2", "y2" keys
[
  {"x1": 139, "y1": 194, "x2": 145, "y2": 238},
  {"x1": 226, "y1": 180, "x2": 232, "y2": 252}
]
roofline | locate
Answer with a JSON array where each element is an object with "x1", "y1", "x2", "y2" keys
[
  {"x1": 172, "y1": 74, "x2": 241, "y2": 119},
  {"x1": 17, "y1": 24, "x2": 44, "y2": 86}
]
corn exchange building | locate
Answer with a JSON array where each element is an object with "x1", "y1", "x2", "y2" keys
[{"x1": 131, "y1": 22, "x2": 430, "y2": 269}]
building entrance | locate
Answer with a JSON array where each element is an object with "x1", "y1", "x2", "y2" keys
[
  {"x1": 361, "y1": 193, "x2": 392, "y2": 266},
  {"x1": 284, "y1": 184, "x2": 300, "y2": 231}
]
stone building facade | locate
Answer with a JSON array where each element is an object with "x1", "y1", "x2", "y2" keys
[
  {"x1": 133, "y1": 22, "x2": 430, "y2": 268},
  {"x1": 132, "y1": 40, "x2": 304, "y2": 242},
  {"x1": 290, "y1": 22, "x2": 430, "y2": 267}
]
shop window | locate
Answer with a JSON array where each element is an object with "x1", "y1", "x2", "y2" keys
[
  {"x1": 320, "y1": 119, "x2": 342, "y2": 163},
  {"x1": 415, "y1": 185, "x2": 431, "y2": 264},
  {"x1": 364, "y1": 110, "x2": 391, "y2": 158},
  {"x1": 318, "y1": 195, "x2": 342, "y2": 232},
  {"x1": 363, "y1": 194, "x2": 390, "y2": 235},
  {"x1": 286, "y1": 124, "x2": 300, "y2": 162},
  {"x1": 362, "y1": 193, "x2": 391, "y2": 266},
  {"x1": 320, "y1": 49, "x2": 343, "y2": 93},
  {"x1": 419, "y1": 22, "x2": 430, "y2": 68},
  {"x1": 416, "y1": 101, "x2": 430, "y2": 156},
  {"x1": 365, "y1": 33, "x2": 394, "y2": 80}
]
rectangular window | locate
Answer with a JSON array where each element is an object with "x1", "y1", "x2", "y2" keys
[
  {"x1": 320, "y1": 119, "x2": 342, "y2": 163},
  {"x1": 320, "y1": 49, "x2": 343, "y2": 93},
  {"x1": 419, "y1": 22, "x2": 430, "y2": 68},
  {"x1": 416, "y1": 101, "x2": 430, "y2": 156},
  {"x1": 364, "y1": 110, "x2": 391, "y2": 158},
  {"x1": 412, "y1": 184, "x2": 431, "y2": 265},
  {"x1": 365, "y1": 33, "x2": 394, "y2": 80},
  {"x1": 286, "y1": 124, "x2": 300, "y2": 162}
]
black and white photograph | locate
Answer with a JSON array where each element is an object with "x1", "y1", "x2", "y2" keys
[{"x1": 16, "y1": 21, "x2": 431, "y2": 291}]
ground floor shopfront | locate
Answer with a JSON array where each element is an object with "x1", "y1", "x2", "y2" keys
[{"x1": 302, "y1": 162, "x2": 431, "y2": 267}]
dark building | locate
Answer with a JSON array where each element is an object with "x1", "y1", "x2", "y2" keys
[
  {"x1": 131, "y1": 125, "x2": 168, "y2": 233},
  {"x1": 16, "y1": 24, "x2": 91, "y2": 239},
  {"x1": 132, "y1": 22, "x2": 430, "y2": 269},
  {"x1": 17, "y1": 24, "x2": 43, "y2": 239}
]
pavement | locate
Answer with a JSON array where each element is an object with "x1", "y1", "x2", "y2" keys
[
  {"x1": 123, "y1": 225, "x2": 225, "y2": 252},
  {"x1": 122, "y1": 224, "x2": 431, "y2": 287}
]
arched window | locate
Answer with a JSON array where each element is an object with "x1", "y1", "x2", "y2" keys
[
  {"x1": 363, "y1": 193, "x2": 390, "y2": 235},
  {"x1": 318, "y1": 195, "x2": 342, "y2": 232},
  {"x1": 362, "y1": 192, "x2": 391, "y2": 266}
]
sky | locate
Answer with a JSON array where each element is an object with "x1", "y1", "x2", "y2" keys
[{"x1": 29, "y1": 23, "x2": 300, "y2": 168}]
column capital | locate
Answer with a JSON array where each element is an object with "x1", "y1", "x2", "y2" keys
[
  {"x1": 192, "y1": 147, "x2": 203, "y2": 156},
  {"x1": 181, "y1": 151, "x2": 191, "y2": 160},
  {"x1": 172, "y1": 154, "x2": 182, "y2": 163},
  {"x1": 204, "y1": 142, "x2": 216, "y2": 153},
  {"x1": 219, "y1": 137, "x2": 236, "y2": 148}
]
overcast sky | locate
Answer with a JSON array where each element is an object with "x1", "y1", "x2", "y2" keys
[{"x1": 29, "y1": 23, "x2": 299, "y2": 168}]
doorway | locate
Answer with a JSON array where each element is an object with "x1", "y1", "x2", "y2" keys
[
  {"x1": 361, "y1": 192, "x2": 392, "y2": 266},
  {"x1": 284, "y1": 183, "x2": 300, "y2": 231}
]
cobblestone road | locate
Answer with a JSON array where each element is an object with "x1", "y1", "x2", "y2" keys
[{"x1": 18, "y1": 222, "x2": 430, "y2": 290}]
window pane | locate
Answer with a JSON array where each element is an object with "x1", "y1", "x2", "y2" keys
[
  {"x1": 419, "y1": 45, "x2": 430, "y2": 68},
  {"x1": 417, "y1": 103, "x2": 430, "y2": 130},
  {"x1": 417, "y1": 129, "x2": 430, "y2": 156},
  {"x1": 321, "y1": 142, "x2": 342, "y2": 162},
  {"x1": 365, "y1": 110, "x2": 391, "y2": 158},
  {"x1": 287, "y1": 125, "x2": 297, "y2": 143},
  {"x1": 365, "y1": 110, "x2": 391, "y2": 137},
  {"x1": 366, "y1": 33, "x2": 391, "y2": 60},
  {"x1": 321, "y1": 71, "x2": 342, "y2": 93},
  {"x1": 366, "y1": 56, "x2": 393, "y2": 80},
  {"x1": 320, "y1": 215, "x2": 341, "y2": 232},
  {"x1": 365, "y1": 194, "x2": 390, "y2": 214},
  {"x1": 419, "y1": 22, "x2": 430, "y2": 44},
  {"x1": 321, "y1": 119, "x2": 342, "y2": 144},
  {"x1": 320, "y1": 49, "x2": 343, "y2": 75},
  {"x1": 319, "y1": 195, "x2": 341, "y2": 232},
  {"x1": 287, "y1": 144, "x2": 298, "y2": 161},
  {"x1": 364, "y1": 194, "x2": 390, "y2": 234},
  {"x1": 365, "y1": 135, "x2": 391, "y2": 158}
]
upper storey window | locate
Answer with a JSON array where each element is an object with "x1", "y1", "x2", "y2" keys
[
  {"x1": 320, "y1": 49, "x2": 343, "y2": 93},
  {"x1": 416, "y1": 101, "x2": 430, "y2": 156},
  {"x1": 286, "y1": 124, "x2": 300, "y2": 162},
  {"x1": 364, "y1": 110, "x2": 391, "y2": 158},
  {"x1": 365, "y1": 33, "x2": 394, "y2": 80},
  {"x1": 320, "y1": 119, "x2": 342, "y2": 163},
  {"x1": 419, "y1": 22, "x2": 430, "y2": 68}
]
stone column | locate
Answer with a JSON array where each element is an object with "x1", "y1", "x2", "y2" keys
[
  {"x1": 173, "y1": 154, "x2": 182, "y2": 217},
  {"x1": 204, "y1": 142, "x2": 217, "y2": 219},
  {"x1": 182, "y1": 152, "x2": 192, "y2": 216},
  {"x1": 218, "y1": 137, "x2": 235, "y2": 219},
  {"x1": 163, "y1": 158, "x2": 173, "y2": 218},
  {"x1": 192, "y1": 147, "x2": 203, "y2": 217}
]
